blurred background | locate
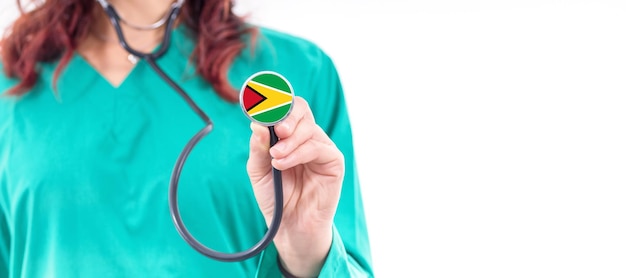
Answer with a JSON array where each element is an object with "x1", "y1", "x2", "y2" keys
[{"x1": 2, "y1": 1, "x2": 626, "y2": 277}]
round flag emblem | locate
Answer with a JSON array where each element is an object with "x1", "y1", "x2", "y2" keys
[{"x1": 239, "y1": 71, "x2": 295, "y2": 126}]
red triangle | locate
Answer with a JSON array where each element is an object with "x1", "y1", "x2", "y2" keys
[{"x1": 242, "y1": 86, "x2": 267, "y2": 111}]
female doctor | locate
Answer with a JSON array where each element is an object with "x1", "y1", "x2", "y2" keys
[{"x1": 0, "y1": 0, "x2": 373, "y2": 277}]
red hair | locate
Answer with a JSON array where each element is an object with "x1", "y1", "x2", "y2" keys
[{"x1": 0, "y1": 0, "x2": 257, "y2": 102}]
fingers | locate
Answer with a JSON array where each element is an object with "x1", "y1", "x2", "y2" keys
[
  {"x1": 267, "y1": 97, "x2": 343, "y2": 171},
  {"x1": 249, "y1": 96, "x2": 343, "y2": 173},
  {"x1": 271, "y1": 125, "x2": 343, "y2": 172},
  {"x1": 250, "y1": 122, "x2": 270, "y2": 152},
  {"x1": 272, "y1": 97, "x2": 314, "y2": 140}
]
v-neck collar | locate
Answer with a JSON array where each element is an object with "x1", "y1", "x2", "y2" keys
[
  {"x1": 73, "y1": 53, "x2": 144, "y2": 90},
  {"x1": 40, "y1": 26, "x2": 196, "y2": 102}
]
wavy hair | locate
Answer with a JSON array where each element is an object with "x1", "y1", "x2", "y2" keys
[{"x1": 0, "y1": 0, "x2": 257, "y2": 102}]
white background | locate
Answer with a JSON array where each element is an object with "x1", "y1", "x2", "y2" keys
[{"x1": 3, "y1": 1, "x2": 626, "y2": 277}]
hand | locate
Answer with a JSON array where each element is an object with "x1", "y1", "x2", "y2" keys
[{"x1": 247, "y1": 96, "x2": 345, "y2": 277}]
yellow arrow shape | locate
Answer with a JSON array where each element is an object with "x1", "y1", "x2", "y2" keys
[{"x1": 246, "y1": 81, "x2": 293, "y2": 115}]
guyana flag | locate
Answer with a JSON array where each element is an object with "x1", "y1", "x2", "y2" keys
[{"x1": 240, "y1": 71, "x2": 294, "y2": 125}]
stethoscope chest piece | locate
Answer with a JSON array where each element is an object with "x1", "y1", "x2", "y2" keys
[{"x1": 240, "y1": 71, "x2": 295, "y2": 126}]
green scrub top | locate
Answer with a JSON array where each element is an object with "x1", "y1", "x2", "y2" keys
[{"x1": 0, "y1": 26, "x2": 373, "y2": 277}]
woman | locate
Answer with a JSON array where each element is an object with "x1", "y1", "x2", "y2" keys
[{"x1": 0, "y1": 0, "x2": 373, "y2": 277}]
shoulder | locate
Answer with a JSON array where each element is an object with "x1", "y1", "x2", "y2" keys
[
  {"x1": 0, "y1": 63, "x2": 18, "y2": 135},
  {"x1": 0, "y1": 63, "x2": 17, "y2": 94},
  {"x1": 258, "y1": 27, "x2": 331, "y2": 66},
  {"x1": 0, "y1": 62, "x2": 19, "y2": 101},
  {"x1": 256, "y1": 26, "x2": 325, "y2": 57},
  {"x1": 0, "y1": 63, "x2": 23, "y2": 123},
  {"x1": 238, "y1": 26, "x2": 348, "y2": 122},
  {"x1": 239, "y1": 25, "x2": 341, "y2": 88},
  {"x1": 240, "y1": 25, "x2": 337, "y2": 75}
]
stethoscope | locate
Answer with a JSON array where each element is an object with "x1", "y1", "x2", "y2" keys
[{"x1": 95, "y1": 0, "x2": 288, "y2": 262}]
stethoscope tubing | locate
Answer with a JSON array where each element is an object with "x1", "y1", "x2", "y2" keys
[
  {"x1": 95, "y1": 0, "x2": 284, "y2": 262},
  {"x1": 168, "y1": 124, "x2": 284, "y2": 261}
]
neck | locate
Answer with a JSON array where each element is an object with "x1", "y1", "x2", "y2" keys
[
  {"x1": 106, "y1": 0, "x2": 177, "y2": 28},
  {"x1": 92, "y1": 0, "x2": 179, "y2": 51},
  {"x1": 77, "y1": 0, "x2": 179, "y2": 78}
]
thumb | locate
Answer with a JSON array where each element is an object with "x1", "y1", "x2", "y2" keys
[{"x1": 247, "y1": 122, "x2": 273, "y2": 182}]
